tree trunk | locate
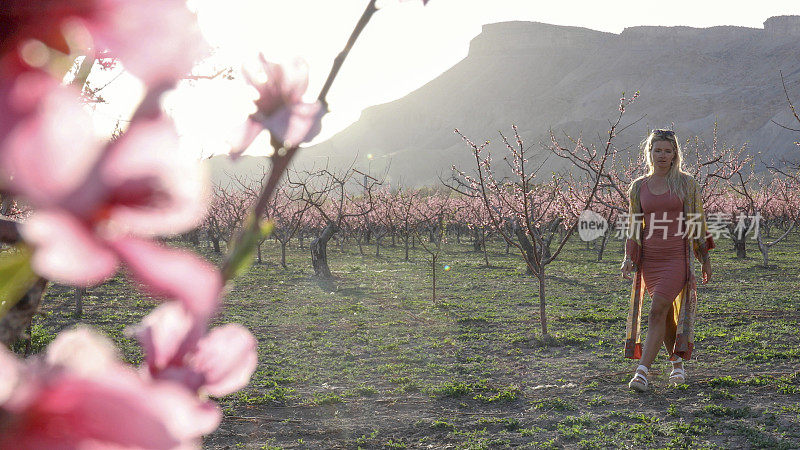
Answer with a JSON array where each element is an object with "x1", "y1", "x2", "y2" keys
[
  {"x1": 280, "y1": 241, "x2": 287, "y2": 269},
  {"x1": 472, "y1": 229, "x2": 482, "y2": 252},
  {"x1": 729, "y1": 219, "x2": 749, "y2": 259},
  {"x1": 431, "y1": 254, "x2": 437, "y2": 302},
  {"x1": 187, "y1": 228, "x2": 199, "y2": 246},
  {"x1": 541, "y1": 233, "x2": 553, "y2": 260},
  {"x1": 73, "y1": 287, "x2": 86, "y2": 319},
  {"x1": 514, "y1": 224, "x2": 537, "y2": 276},
  {"x1": 756, "y1": 221, "x2": 794, "y2": 267},
  {"x1": 758, "y1": 239, "x2": 769, "y2": 268},
  {"x1": 596, "y1": 230, "x2": 609, "y2": 262},
  {"x1": 208, "y1": 230, "x2": 221, "y2": 254},
  {"x1": 538, "y1": 269, "x2": 548, "y2": 336},
  {"x1": 404, "y1": 227, "x2": 410, "y2": 261},
  {"x1": 481, "y1": 229, "x2": 489, "y2": 266},
  {"x1": 311, "y1": 223, "x2": 337, "y2": 279},
  {"x1": 0, "y1": 196, "x2": 13, "y2": 215},
  {"x1": 733, "y1": 237, "x2": 747, "y2": 259}
]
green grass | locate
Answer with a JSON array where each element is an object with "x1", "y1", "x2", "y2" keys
[{"x1": 22, "y1": 230, "x2": 800, "y2": 448}]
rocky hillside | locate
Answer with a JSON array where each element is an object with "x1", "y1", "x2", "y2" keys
[{"x1": 208, "y1": 16, "x2": 800, "y2": 187}]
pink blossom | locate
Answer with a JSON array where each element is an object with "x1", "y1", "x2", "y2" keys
[
  {"x1": 0, "y1": 79, "x2": 102, "y2": 206},
  {"x1": 0, "y1": 0, "x2": 208, "y2": 86},
  {"x1": 0, "y1": 82, "x2": 219, "y2": 315},
  {"x1": 88, "y1": 0, "x2": 210, "y2": 86},
  {"x1": 111, "y1": 237, "x2": 222, "y2": 319},
  {"x1": 0, "y1": 1, "x2": 97, "y2": 73},
  {"x1": 21, "y1": 210, "x2": 119, "y2": 285},
  {"x1": 1, "y1": 73, "x2": 76, "y2": 172},
  {"x1": 0, "y1": 327, "x2": 220, "y2": 449},
  {"x1": 231, "y1": 55, "x2": 325, "y2": 157},
  {"x1": 134, "y1": 302, "x2": 258, "y2": 397}
]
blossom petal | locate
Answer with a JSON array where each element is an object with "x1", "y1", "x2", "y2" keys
[
  {"x1": 191, "y1": 324, "x2": 257, "y2": 397},
  {"x1": 99, "y1": 118, "x2": 209, "y2": 236},
  {"x1": 0, "y1": 71, "x2": 53, "y2": 147},
  {"x1": 21, "y1": 210, "x2": 119, "y2": 286},
  {"x1": 257, "y1": 101, "x2": 324, "y2": 149},
  {"x1": 134, "y1": 302, "x2": 197, "y2": 371},
  {"x1": 2, "y1": 374, "x2": 182, "y2": 449},
  {"x1": 45, "y1": 326, "x2": 120, "y2": 377},
  {"x1": 0, "y1": 2, "x2": 97, "y2": 57},
  {"x1": 0, "y1": 81, "x2": 102, "y2": 206},
  {"x1": 228, "y1": 119, "x2": 265, "y2": 159},
  {"x1": 91, "y1": 0, "x2": 210, "y2": 85},
  {"x1": 242, "y1": 57, "x2": 324, "y2": 150},
  {"x1": 259, "y1": 55, "x2": 308, "y2": 105},
  {"x1": 0, "y1": 327, "x2": 218, "y2": 449},
  {"x1": 110, "y1": 236, "x2": 222, "y2": 318},
  {"x1": 146, "y1": 386, "x2": 221, "y2": 442},
  {"x1": 0, "y1": 346, "x2": 21, "y2": 404},
  {"x1": 246, "y1": 58, "x2": 281, "y2": 116}
]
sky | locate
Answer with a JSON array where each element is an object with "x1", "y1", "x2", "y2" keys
[{"x1": 85, "y1": 0, "x2": 800, "y2": 158}]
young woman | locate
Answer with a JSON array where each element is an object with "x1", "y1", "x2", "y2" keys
[{"x1": 620, "y1": 129, "x2": 715, "y2": 392}]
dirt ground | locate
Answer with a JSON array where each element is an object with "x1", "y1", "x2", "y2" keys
[{"x1": 31, "y1": 234, "x2": 800, "y2": 449}]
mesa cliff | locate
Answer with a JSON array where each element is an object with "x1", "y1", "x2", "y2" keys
[{"x1": 209, "y1": 16, "x2": 800, "y2": 187}]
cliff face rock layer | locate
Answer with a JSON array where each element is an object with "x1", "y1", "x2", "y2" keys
[{"x1": 211, "y1": 16, "x2": 800, "y2": 187}]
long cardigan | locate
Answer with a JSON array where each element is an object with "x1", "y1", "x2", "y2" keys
[{"x1": 624, "y1": 175, "x2": 715, "y2": 361}]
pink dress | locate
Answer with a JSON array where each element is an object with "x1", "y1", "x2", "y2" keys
[{"x1": 639, "y1": 179, "x2": 687, "y2": 301}]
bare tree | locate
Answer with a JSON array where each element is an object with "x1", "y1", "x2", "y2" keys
[
  {"x1": 288, "y1": 165, "x2": 378, "y2": 279},
  {"x1": 205, "y1": 181, "x2": 252, "y2": 255},
  {"x1": 413, "y1": 194, "x2": 455, "y2": 302},
  {"x1": 268, "y1": 186, "x2": 310, "y2": 268},
  {"x1": 395, "y1": 188, "x2": 419, "y2": 262},
  {"x1": 447, "y1": 96, "x2": 637, "y2": 337},
  {"x1": 731, "y1": 174, "x2": 796, "y2": 267}
]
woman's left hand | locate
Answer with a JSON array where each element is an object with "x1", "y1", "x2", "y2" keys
[{"x1": 700, "y1": 259, "x2": 712, "y2": 284}]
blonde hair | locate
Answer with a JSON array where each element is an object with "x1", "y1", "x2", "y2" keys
[{"x1": 629, "y1": 129, "x2": 691, "y2": 201}]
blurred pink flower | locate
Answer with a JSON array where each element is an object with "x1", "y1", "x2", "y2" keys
[
  {"x1": 89, "y1": 0, "x2": 210, "y2": 86},
  {"x1": 0, "y1": 1, "x2": 97, "y2": 66},
  {"x1": 230, "y1": 55, "x2": 325, "y2": 158},
  {"x1": 0, "y1": 82, "x2": 219, "y2": 315},
  {"x1": 0, "y1": 0, "x2": 207, "y2": 86},
  {"x1": 111, "y1": 237, "x2": 222, "y2": 319},
  {"x1": 134, "y1": 302, "x2": 258, "y2": 397},
  {"x1": 0, "y1": 327, "x2": 220, "y2": 449},
  {"x1": 0, "y1": 71, "x2": 57, "y2": 163},
  {"x1": 0, "y1": 79, "x2": 103, "y2": 207}
]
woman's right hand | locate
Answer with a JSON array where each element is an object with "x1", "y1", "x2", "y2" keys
[{"x1": 621, "y1": 258, "x2": 635, "y2": 280}]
